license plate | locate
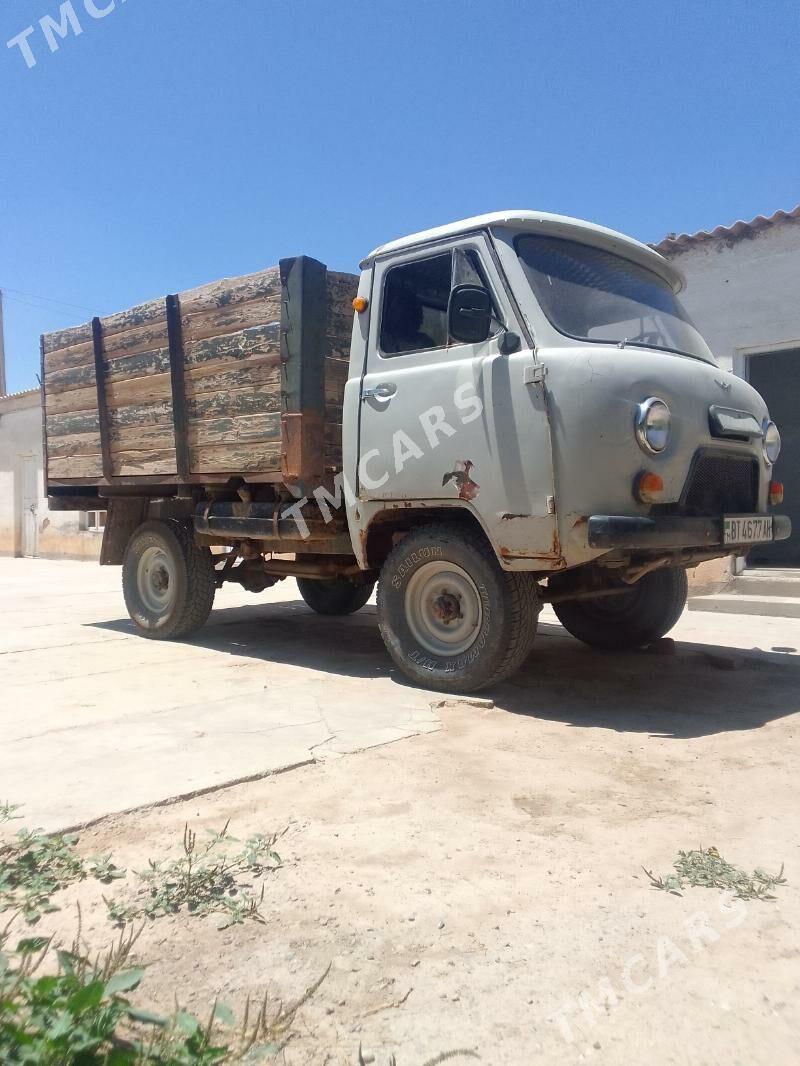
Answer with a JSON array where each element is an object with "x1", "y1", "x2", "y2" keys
[{"x1": 723, "y1": 515, "x2": 773, "y2": 545}]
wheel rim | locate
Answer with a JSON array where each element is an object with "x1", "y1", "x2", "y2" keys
[
  {"x1": 136, "y1": 546, "x2": 176, "y2": 615},
  {"x1": 405, "y1": 561, "x2": 483, "y2": 657}
]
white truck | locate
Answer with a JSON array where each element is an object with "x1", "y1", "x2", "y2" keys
[{"x1": 42, "y1": 210, "x2": 790, "y2": 692}]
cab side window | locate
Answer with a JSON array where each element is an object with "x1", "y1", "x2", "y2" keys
[
  {"x1": 380, "y1": 248, "x2": 502, "y2": 356},
  {"x1": 380, "y1": 253, "x2": 451, "y2": 355}
]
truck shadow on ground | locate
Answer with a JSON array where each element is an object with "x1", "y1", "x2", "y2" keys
[{"x1": 91, "y1": 602, "x2": 800, "y2": 740}]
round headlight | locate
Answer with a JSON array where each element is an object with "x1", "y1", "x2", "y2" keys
[
  {"x1": 763, "y1": 420, "x2": 781, "y2": 464},
  {"x1": 635, "y1": 397, "x2": 671, "y2": 454}
]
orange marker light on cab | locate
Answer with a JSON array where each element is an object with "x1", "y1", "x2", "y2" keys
[
  {"x1": 636, "y1": 471, "x2": 664, "y2": 504},
  {"x1": 769, "y1": 480, "x2": 784, "y2": 506},
  {"x1": 352, "y1": 296, "x2": 369, "y2": 313}
]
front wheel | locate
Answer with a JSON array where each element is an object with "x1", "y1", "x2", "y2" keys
[
  {"x1": 297, "y1": 576, "x2": 375, "y2": 616},
  {"x1": 377, "y1": 523, "x2": 540, "y2": 693},
  {"x1": 122, "y1": 520, "x2": 216, "y2": 639},
  {"x1": 552, "y1": 566, "x2": 688, "y2": 650}
]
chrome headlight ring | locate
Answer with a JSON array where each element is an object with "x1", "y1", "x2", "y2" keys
[
  {"x1": 635, "y1": 397, "x2": 671, "y2": 455},
  {"x1": 762, "y1": 419, "x2": 781, "y2": 465}
]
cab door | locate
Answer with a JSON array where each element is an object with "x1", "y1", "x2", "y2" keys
[{"x1": 357, "y1": 233, "x2": 558, "y2": 564}]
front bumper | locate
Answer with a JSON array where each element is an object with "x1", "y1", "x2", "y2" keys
[{"x1": 588, "y1": 514, "x2": 792, "y2": 551}]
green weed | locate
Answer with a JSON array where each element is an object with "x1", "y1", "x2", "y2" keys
[
  {"x1": 0, "y1": 805, "x2": 124, "y2": 924},
  {"x1": 105, "y1": 822, "x2": 284, "y2": 929},
  {"x1": 0, "y1": 924, "x2": 328, "y2": 1063},
  {"x1": 644, "y1": 846, "x2": 787, "y2": 900}
]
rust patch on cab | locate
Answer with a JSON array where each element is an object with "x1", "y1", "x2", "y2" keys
[{"x1": 442, "y1": 460, "x2": 479, "y2": 501}]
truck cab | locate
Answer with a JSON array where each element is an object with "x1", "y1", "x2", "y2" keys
[{"x1": 340, "y1": 211, "x2": 789, "y2": 687}]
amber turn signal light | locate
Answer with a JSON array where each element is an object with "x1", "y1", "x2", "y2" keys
[
  {"x1": 769, "y1": 480, "x2": 784, "y2": 506},
  {"x1": 636, "y1": 471, "x2": 664, "y2": 503},
  {"x1": 352, "y1": 296, "x2": 369, "y2": 313}
]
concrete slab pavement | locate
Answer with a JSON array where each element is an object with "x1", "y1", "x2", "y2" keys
[
  {"x1": 2, "y1": 557, "x2": 799, "y2": 832},
  {"x1": 0, "y1": 559, "x2": 440, "y2": 830}
]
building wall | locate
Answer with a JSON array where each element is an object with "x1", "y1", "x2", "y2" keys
[
  {"x1": 662, "y1": 218, "x2": 800, "y2": 587},
  {"x1": 0, "y1": 391, "x2": 102, "y2": 560},
  {"x1": 664, "y1": 220, "x2": 800, "y2": 375}
]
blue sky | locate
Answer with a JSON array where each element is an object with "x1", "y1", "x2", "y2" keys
[{"x1": 1, "y1": 0, "x2": 798, "y2": 393}]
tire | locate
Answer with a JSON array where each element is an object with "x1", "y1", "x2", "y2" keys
[
  {"x1": 552, "y1": 567, "x2": 688, "y2": 650},
  {"x1": 376, "y1": 522, "x2": 540, "y2": 693},
  {"x1": 122, "y1": 520, "x2": 216, "y2": 640},
  {"x1": 297, "y1": 576, "x2": 375, "y2": 616}
]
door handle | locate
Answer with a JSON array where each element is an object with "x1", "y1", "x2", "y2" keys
[{"x1": 362, "y1": 382, "x2": 397, "y2": 402}]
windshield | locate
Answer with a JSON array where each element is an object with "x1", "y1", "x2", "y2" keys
[{"x1": 516, "y1": 234, "x2": 714, "y2": 362}]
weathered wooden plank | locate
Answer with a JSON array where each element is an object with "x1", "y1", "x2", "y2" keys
[
  {"x1": 107, "y1": 400, "x2": 173, "y2": 429},
  {"x1": 100, "y1": 298, "x2": 165, "y2": 339},
  {"x1": 187, "y1": 412, "x2": 282, "y2": 447},
  {"x1": 45, "y1": 362, "x2": 97, "y2": 394},
  {"x1": 324, "y1": 419, "x2": 343, "y2": 473},
  {"x1": 325, "y1": 273, "x2": 358, "y2": 368},
  {"x1": 324, "y1": 357, "x2": 348, "y2": 409},
  {"x1": 183, "y1": 322, "x2": 281, "y2": 370},
  {"x1": 328, "y1": 270, "x2": 359, "y2": 294},
  {"x1": 181, "y1": 295, "x2": 281, "y2": 344},
  {"x1": 47, "y1": 431, "x2": 103, "y2": 457},
  {"x1": 325, "y1": 451, "x2": 343, "y2": 473},
  {"x1": 180, "y1": 267, "x2": 281, "y2": 316},
  {"x1": 45, "y1": 384, "x2": 100, "y2": 416},
  {"x1": 324, "y1": 338, "x2": 351, "y2": 362},
  {"x1": 43, "y1": 322, "x2": 93, "y2": 355},
  {"x1": 184, "y1": 355, "x2": 281, "y2": 398},
  {"x1": 110, "y1": 423, "x2": 175, "y2": 454},
  {"x1": 189, "y1": 441, "x2": 282, "y2": 474},
  {"x1": 43, "y1": 339, "x2": 95, "y2": 375},
  {"x1": 46, "y1": 411, "x2": 101, "y2": 437},
  {"x1": 326, "y1": 313, "x2": 355, "y2": 334},
  {"x1": 325, "y1": 422, "x2": 343, "y2": 449},
  {"x1": 185, "y1": 385, "x2": 281, "y2": 420},
  {"x1": 106, "y1": 372, "x2": 172, "y2": 408},
  {"x1": 48, "y1": 454, "x2": 104, "y2": 478},
  {"x1": 112, "y1": 448, "x2": 177, "y2": 477},
  {"x1": 105, "y1": 346, "x2": 171, "y2": 384},
  {"x1": 56, "y1": 331, "x2": 281, "y2": 397},
  {"x1": 324, "y1": 402, "x2": 344, "y2": 425},
  {"x1": 102, "y1": 320, "x2": 169, "y2": 363}
]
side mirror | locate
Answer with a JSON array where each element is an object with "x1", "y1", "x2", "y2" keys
[{"x1": 448, "y1": 284, "x2": 492, "y2": 345}]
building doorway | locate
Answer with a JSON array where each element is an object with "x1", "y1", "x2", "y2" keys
[
  {"x1": 746, "y1": 348, "x2": 800, "y2": 567},
  {"x1": 19, "y1": 455, "x2": 38, "y2": 558}
]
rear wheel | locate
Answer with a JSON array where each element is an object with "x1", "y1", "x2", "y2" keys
[
  {"x1": 377, "y1": 523, "x2": 539, "y2": 693},
  {"x1": 122, "y1": 520, "x2": 216, "y2": 639},
  {"x1": 552, "y1": 566, "x2": 688, "y2": 650},
  {"x1": 297, "y1": 576, "x2": 375, "y2": 616}
]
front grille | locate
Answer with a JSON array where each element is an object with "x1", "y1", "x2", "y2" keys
[{"x1": 681, "y1": 451, "x2": 759, "y2": 515}]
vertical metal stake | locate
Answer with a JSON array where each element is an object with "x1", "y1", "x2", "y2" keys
[
  {"x1": 165, "y1": 294, "x2": 190, "y2": 482},
  {"x1": 91, "y1": 317, "x2": 113, "y2": 481}
]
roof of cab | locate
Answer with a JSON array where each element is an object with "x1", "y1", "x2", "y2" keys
[{"x1": 362, "y1": 209, "x2": 684, "y2": 292}]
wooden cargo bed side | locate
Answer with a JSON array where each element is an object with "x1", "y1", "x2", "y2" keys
[
  {"x1": 104, "y1": 303, "x2": 173, "y2": 477},
  {"x1": 42, "y1": 260, "x2": 358, "y2": 491},
  {"x1": 179, "y1": 266, "x2": 283, "y2": 476},
  {"x1": 42, "y1": 320, "x2": 103, "y2": 481},
  {"x1": 42, "y1": 269, "x2": 284, "y2": 484}
]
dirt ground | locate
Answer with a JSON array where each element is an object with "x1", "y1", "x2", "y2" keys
[{"x1": 6, "y1": 599, "x2": 798, "y2": 1065}]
